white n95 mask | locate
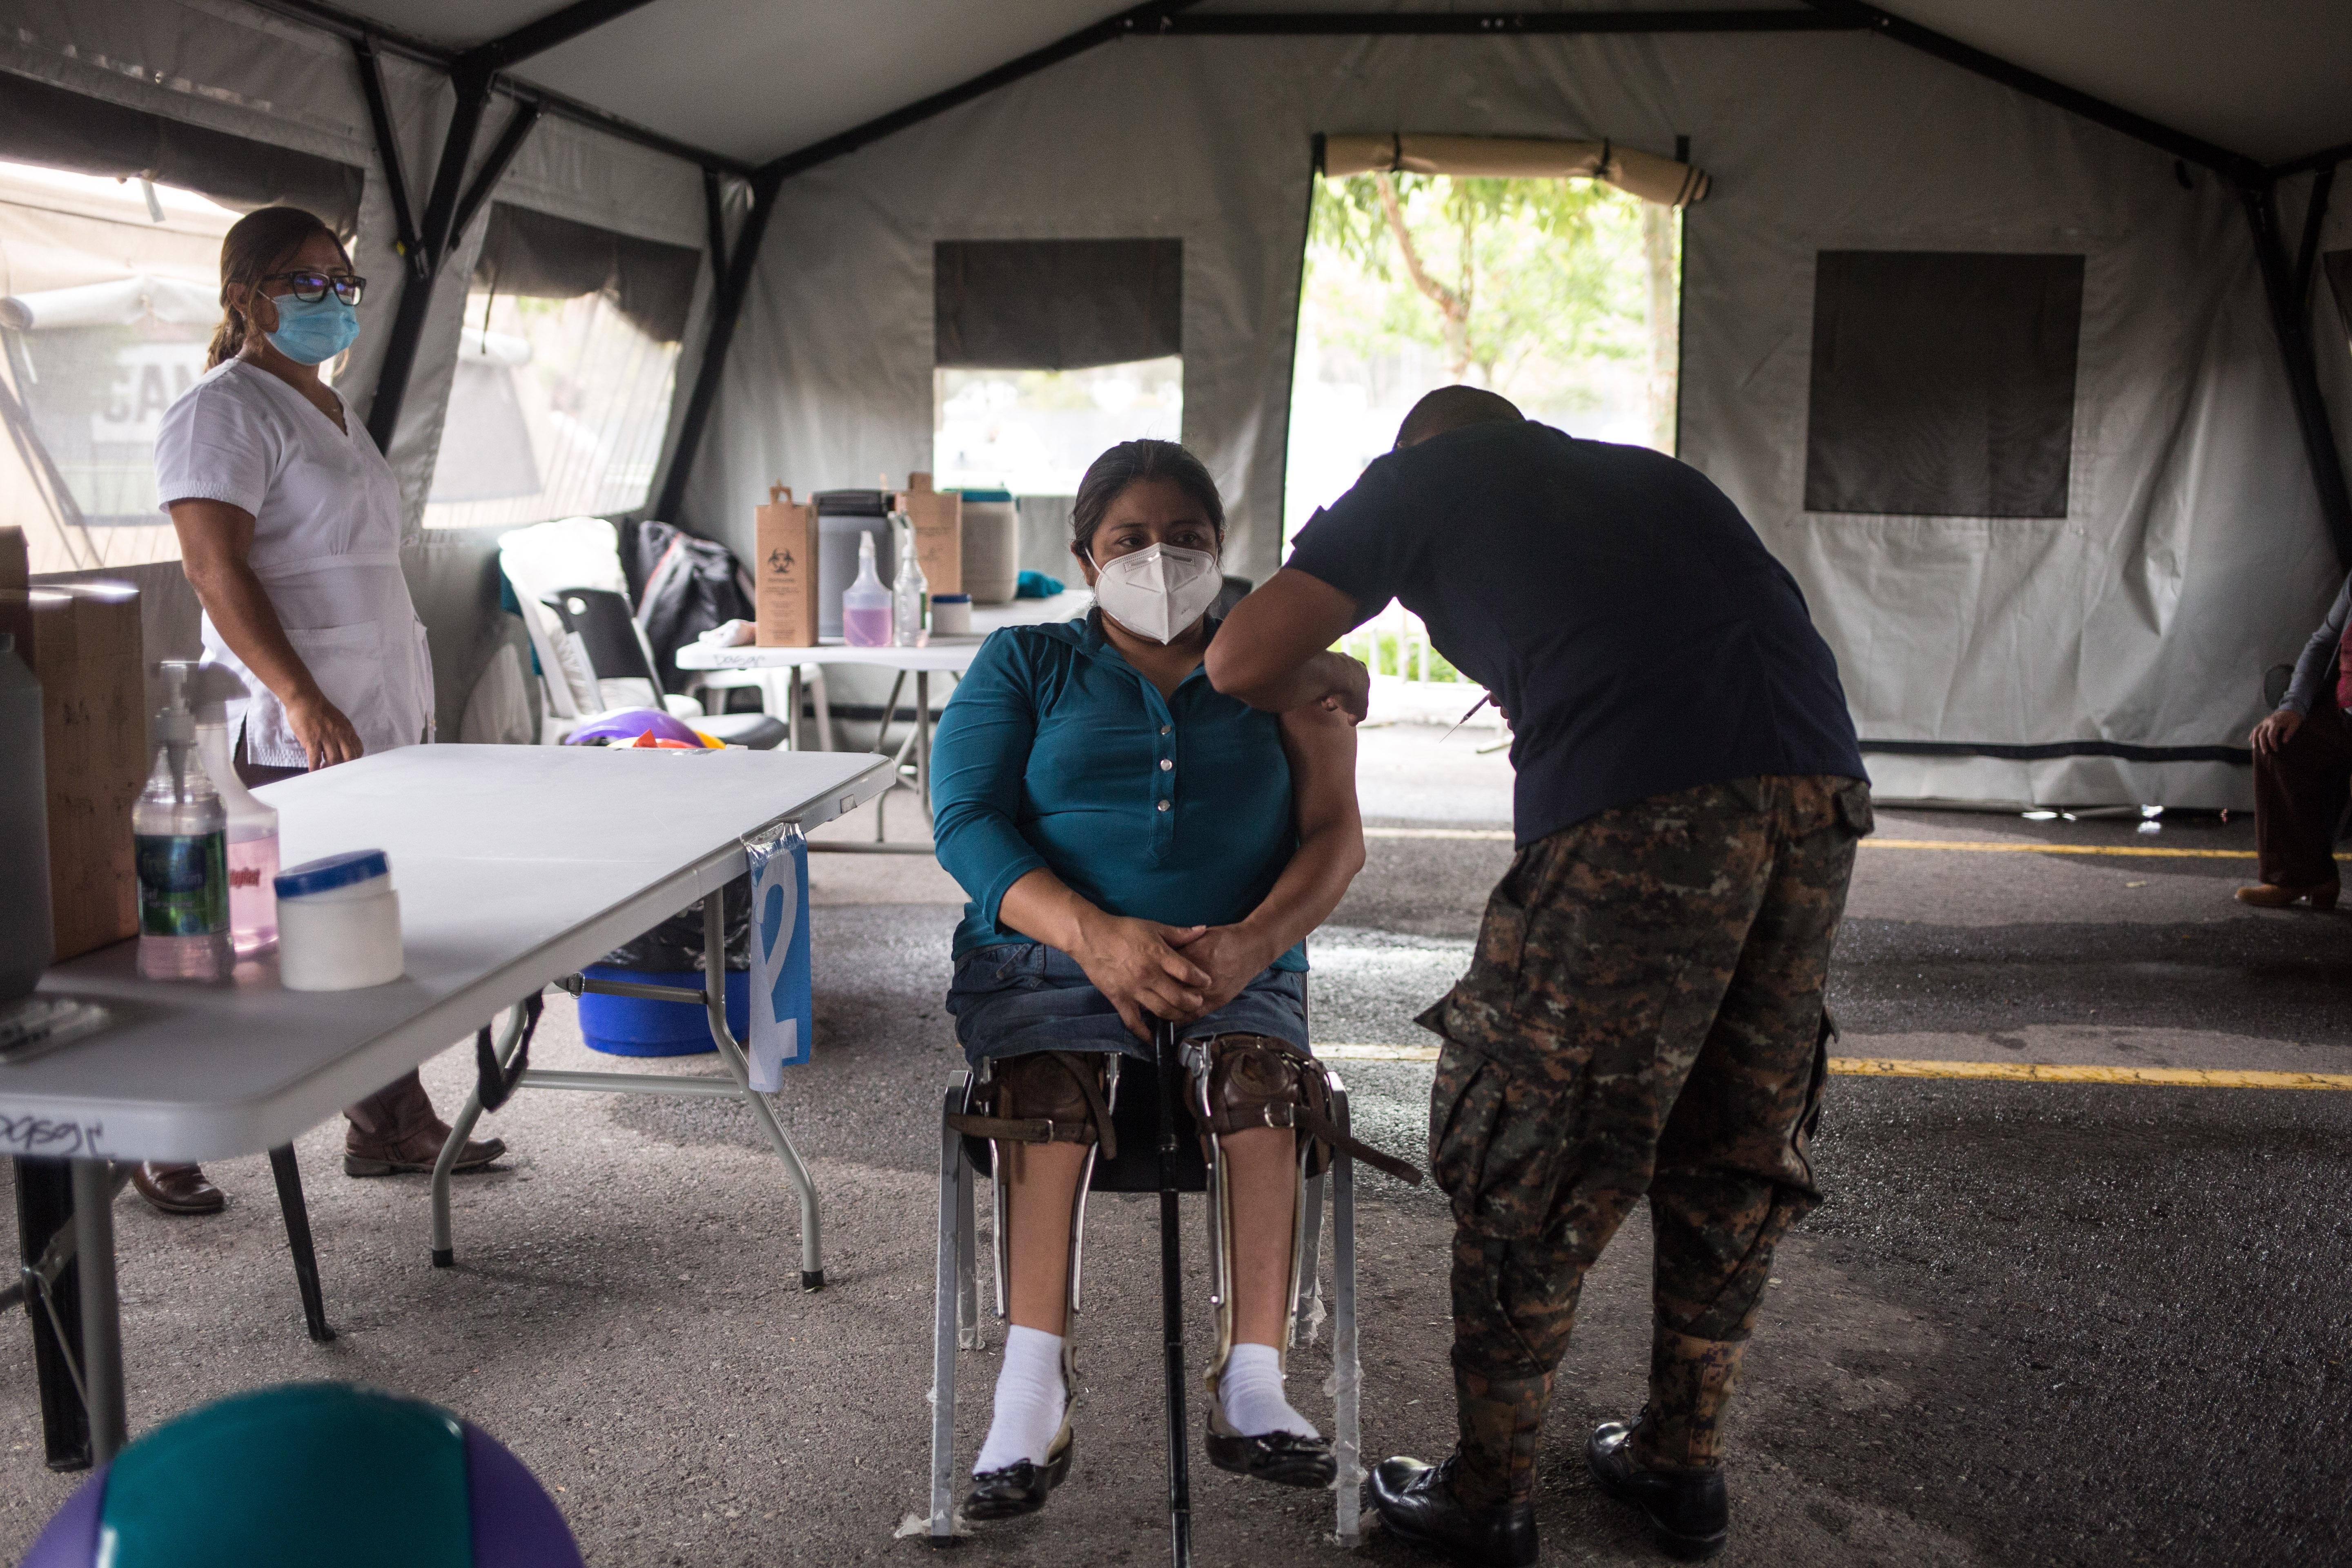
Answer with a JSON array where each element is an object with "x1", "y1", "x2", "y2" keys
[{"x1": 1088, "y1": 543, "x2": 1224, "y2": 644}]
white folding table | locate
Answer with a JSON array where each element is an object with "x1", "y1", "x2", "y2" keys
[
  {"x1": 675, "y1": 591, "x2": 1091, "y2": 855},
  {"x1": 12, "y1": 744, "x2": 893, "y2": 1462}
]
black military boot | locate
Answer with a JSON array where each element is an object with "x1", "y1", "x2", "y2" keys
[
  {"x1": 1585, "y1": 1328, "x2": 1746, "y2": 1560},
  {"x1": 1368, "y1": 1456, "x2": 1537, "y2": 1568},
  {"x1": 1586, "y1": 1420, "x2": 1727, "y2": 1560}
]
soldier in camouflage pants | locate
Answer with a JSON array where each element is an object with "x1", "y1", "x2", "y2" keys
[{"x1": 1420, "y1": 772, "x2": 1871, "y2": 1512}]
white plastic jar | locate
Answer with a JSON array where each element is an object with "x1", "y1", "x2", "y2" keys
[{"x1": 274, "y1": 850, "x2": 404, "y2": 991}]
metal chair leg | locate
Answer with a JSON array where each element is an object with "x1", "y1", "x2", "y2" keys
[
  {"x1": 1331, "y1": 1082, "x2": 1362, "y2": 1548},
  {"x1": 267, "y1": 1145, "x2": 334, "y2": 1343},
  {"x1": 956, "y1": 1125, "x2": 981, "y2": 1350},
  {"x1": 15, "y1": 1157, "x2": 90, "y2": 1470},
  {"x1": 1291, "y1": 1172, "x2": 1325, "y2": 1350},
  {"x1": 931, "y1": 1074, "x2": 969, "y2": 1545}
]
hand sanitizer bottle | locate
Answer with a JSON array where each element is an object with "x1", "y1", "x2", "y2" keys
[
  {"x1": 135, "y1": 662, "x2": 232, "y2": 982},
  {"x1": 191, "y1": 672, "x2": 278, "y2": 958},
  {"x1": 891, "y1": 511, "x2": 929, "y2": 648},
  {"x1": 842, "y1": 529, "x2": 893, "y2": 648}
]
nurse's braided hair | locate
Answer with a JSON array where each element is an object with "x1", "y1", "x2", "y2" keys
[
  {"x1": 207, "y1": 206, "x2": 346, "y2": 370},
  {"x1": 1070, "y1": 439, "x2": 1225, "y2": 559}
]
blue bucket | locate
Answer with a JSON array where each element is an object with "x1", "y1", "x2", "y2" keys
[{"x1": 577, "y1": 965, "x2": 748, "y2": 1056}]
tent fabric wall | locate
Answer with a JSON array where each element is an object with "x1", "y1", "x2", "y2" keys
[{"x1": 692, "y1": 30, "x2": 2339, "y2": 808}]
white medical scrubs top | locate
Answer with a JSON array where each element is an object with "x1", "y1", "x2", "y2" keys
[{"x1": 154, "y1": 359, "x2": 434, "y2": 768}]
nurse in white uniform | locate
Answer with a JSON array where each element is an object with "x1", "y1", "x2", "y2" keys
[{"x1": 142, "y1": 205, "x2": 507, "y2": 1217}]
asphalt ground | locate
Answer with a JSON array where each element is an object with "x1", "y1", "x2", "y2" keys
[{"x1": 0, "y1": 725, "x2": 2345, "y2": 1565}]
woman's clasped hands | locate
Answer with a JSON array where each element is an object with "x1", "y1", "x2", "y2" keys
[{"x1": 1066, "y1": 906, "x2": 1275, "y2": 1041}]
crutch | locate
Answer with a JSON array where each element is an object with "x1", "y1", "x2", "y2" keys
[{"x1": 1152, "y1": 1014, "x2": 1194, "y2": 1568}]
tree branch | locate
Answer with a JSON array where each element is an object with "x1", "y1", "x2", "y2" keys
[{"x1": 1374, "y1": 172, "x2": 1470, "y2": 373}]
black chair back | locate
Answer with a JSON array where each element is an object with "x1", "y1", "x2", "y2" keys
[{"x1": 545, "y1": 587, "x2": 662, "y2": 687}]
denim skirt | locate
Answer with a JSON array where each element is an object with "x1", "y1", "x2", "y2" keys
[{"x1": 946, "y1": 941, "x2": 1309, "y2": 1067}]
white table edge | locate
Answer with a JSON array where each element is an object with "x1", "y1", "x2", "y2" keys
[{"x1": 4, "y1": 753, "x2": 897, "y2": 1164}]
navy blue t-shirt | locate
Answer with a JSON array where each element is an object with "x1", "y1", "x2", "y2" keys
[{"x1": 1286, "y1": 421, "x2": 1864, "y2": 845}]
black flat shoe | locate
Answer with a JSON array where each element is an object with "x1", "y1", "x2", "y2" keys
[
  {"x1": 1586, "y1": 1420, "x2": 1728, "y2": 1561},
  {"x1": 961, "y1": 1430, "x2": 1074, "y2": 1522},
  {"x1": 1206, "y1": 1424, "x2": 1337, "y2": 1489},
  {"x1": 1367, "y1": 1455, "x2": 1537, "y2": 1567}
]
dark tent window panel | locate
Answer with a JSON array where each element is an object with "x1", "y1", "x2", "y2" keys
[
  {"x1": 935, "y1": 238, "x2": 1182, "y2": 370},
  {"x1": 1804, "y1": 251, "x2": 2083, "y2": 519},
  {"x1": 473, "y1": 203, "x2": 701, "y2": 344},
  {"x1": 0, "y1": 71, "x2": 361, "y2": 234}
]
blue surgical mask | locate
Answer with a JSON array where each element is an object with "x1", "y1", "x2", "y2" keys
[{"x1": 265, "y1": 293, "x2": 361, "y2": 365}]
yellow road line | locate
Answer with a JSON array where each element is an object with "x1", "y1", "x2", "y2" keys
[
  {"x1": 1312, "y1": 1045, "x2": 2352, "y2": 1090},
  {"x1": 1866, "y1": 838, "x2": 2256, "y2": 860},
  {"x1": 1362, "y1": 829, "x2": 2265, "y2": 860},
  {"x1": 1832, "y1": 1058, "x2": 2352, "y2": 1089},
  {"x1": 1364, "y1": 828, "x2": 1513, "y2": 840}
]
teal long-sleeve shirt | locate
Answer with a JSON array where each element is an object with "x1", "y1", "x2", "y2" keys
[{"x1": 929, "y1": 612, "x2": 1306, "y2": 968}]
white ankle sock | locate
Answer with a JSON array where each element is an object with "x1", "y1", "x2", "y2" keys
[
  {"x1": 1220, "y1": 1341, "x2": 1317, "y2": 1439},
  {"x1": 975, "y1": 1325, "x2": 1067, "y2": 1474}
]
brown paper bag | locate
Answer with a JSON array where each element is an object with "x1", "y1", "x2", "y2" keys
[{"x1": 896, "y1": 472, "x2": 962, "y2": 597}]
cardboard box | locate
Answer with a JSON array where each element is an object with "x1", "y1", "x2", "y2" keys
[
  {"x1": 0, "y1": 581, "x2": 144, "y2": 960},
  {"x1": 754, "y1": 484, "x2": 821, "y2": 648},
  {"x1": 896, "y1": 472, "x2": 963, "y2": 596}
]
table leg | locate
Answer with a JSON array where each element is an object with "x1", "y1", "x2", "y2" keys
[
  {"x1": 14, "y1": 1158, "x2": 89, "y2": 1470},
  {"x1": 916, "y1": 672, "x2": 933, "y2": 825},
  {"x1": 68, "y1": 1160, "x2": 124, "y2": 1463},
  {"x1": 267, "y1": 1146, "x2": 334, "y2": 1343},
  {"x1": 787, "y1": 665, "x2": 804, "y2": 752},
  {"x1": 703, "y1": 896, "x2": 824, "y2": 1288}
]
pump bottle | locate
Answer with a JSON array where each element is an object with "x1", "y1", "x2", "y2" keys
[
  {"x1": 135, "y1": 662, "x2": 232, "y2": 981},
  {"x1": 191, "y1": 671, "x2": 279, "y2": 957}
]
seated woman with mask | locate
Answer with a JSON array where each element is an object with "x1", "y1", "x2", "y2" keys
[{"x1": 931, "y1": 439, "x2": 1404, "y2": 1521}]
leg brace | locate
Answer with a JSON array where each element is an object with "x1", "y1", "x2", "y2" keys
[
  {"x1": 947, "y1": 1051, "x2": 1118, "y2": 1324},
  {"x1": 1184, "y1": 1035, "x2": 1422, "y2": 1405}
]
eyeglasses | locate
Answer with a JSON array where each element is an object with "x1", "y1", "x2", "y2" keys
[{"x1": 261, "y1": 270, "x2": 367, "y2": 305}]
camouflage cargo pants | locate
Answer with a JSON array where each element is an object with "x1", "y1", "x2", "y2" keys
[{"x1": 1420, "y1": 774, "x2": 1870, "y2": 1506}]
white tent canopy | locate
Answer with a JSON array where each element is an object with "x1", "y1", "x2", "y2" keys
[{"x1": 9, "y1": 0, "x2": 2352, "y2": 808}]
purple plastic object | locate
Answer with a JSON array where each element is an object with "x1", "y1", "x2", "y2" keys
[
  {"x1": 560, "y1": 706, "x2": 704, "y2": 747},
  {"x1": 20, "y1": 1427, "x2": 584, "y2": 1568},
  {"x1": 463, "y1": 1422, "x2": 586, "y2": 1568},
  {"x1": 18, "y1": 1463, "x2": 104, "y2": 1567}
]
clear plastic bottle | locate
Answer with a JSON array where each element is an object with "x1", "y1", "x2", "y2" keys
[
  {"x1": 891, "y1": 511, "x2": 930, "y2": 648},
  {"x1": 195, "y1": 706, "x2": 279, "y2": 958},
  {"x1": 134, "y1": 662, "x2": 232, "y2": 982},
  {"x1": 842, "y1": 529, "x2": 893, "y2": 647}
]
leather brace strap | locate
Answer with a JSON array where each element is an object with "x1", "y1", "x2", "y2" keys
[
  {"x1": 945, "y1": 1111, "x2": 1095, "y2": 1147},
  {"x1": 950, "y1": 1051, "x2": 1119, "y2": 1161},
  {"x1": 1191, "y1": 1034, "x2": 1423, "y2": 1185}
]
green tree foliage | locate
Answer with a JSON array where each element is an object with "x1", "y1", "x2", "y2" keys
[{"x1": 1306, "y1": 172, "x2": 1668, "y2": 427}]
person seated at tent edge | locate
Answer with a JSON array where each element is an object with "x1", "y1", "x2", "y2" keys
[
  {"x1": 2241, "y1": 565, "x2": 2352, "y2": 909},
  {"x1": 928, "y1": 438, "x2": 1414, "y2": 1523}
]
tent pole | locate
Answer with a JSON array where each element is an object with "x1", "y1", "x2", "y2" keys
[
  {"x1": 363, "y1": 67, "x2": 492, "y2": 450},
  {"x1": 651, "y1": 170, "x2": 782, "y2": 525},
  {"x1": 2293, "y1": 167, "x2": 2335, "y2": 310},
  {"x1": 2238, "y1": 177, "x2": 2352, "y2": 574}
]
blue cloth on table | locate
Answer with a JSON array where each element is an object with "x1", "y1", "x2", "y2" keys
[
  {"x1": 947, "y1": 941, "x2": 1307, "y2": 1066},
  {"x1": 927, "y1": 610, "x2": 1303, "y2": 968},
  {"x1": 1014, "y1": 569, "x2": 1064, "y2": 598}
]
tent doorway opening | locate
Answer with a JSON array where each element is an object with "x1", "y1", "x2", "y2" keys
[{"x1": 1283, "y1": 165, "x2": 1682, "y2": 708}]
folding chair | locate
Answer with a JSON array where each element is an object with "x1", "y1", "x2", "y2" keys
[
  {"x1": 540, "y1": 588, "x2": 788, "y2": 750},
  {"x1": 926, "y1": 1017, "x2": 1365, "y2": 1557}
]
